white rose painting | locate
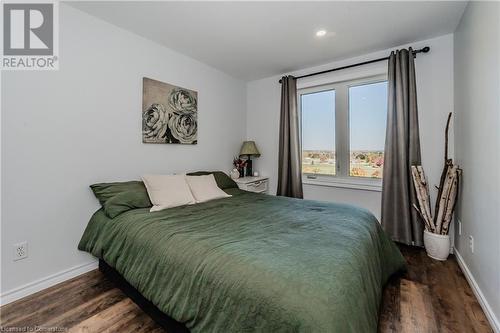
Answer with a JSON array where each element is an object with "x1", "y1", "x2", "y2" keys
[{"x1": 142, "y1": 77, "x2": 198, "y2": 144}]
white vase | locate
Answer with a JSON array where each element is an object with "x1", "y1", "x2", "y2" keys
[
  {"x1": 423, "y1": 230, "x2": 450, "y2": 261},
  {"x1": 230, "y1": 168, "x2": 240, "y2": 180}
]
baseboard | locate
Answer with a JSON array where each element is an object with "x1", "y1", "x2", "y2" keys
[
  {"x1": 0, "y1": 260, "x2": 98, "y2": 306},
  {"x1": 454, "y1": 248, "x2": 500, "y2": 333}
]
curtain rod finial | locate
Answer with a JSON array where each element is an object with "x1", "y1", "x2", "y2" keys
[{"x1": 422, "y1": 46, "x2": 430, "y2": 53}]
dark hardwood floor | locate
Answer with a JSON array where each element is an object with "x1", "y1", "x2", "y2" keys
[
  {"x1": 0, "y1": 245, "x2": 492, "y2": 332},
  {"x1": 379, "y1": 245, "x2": 492, "y2": 333}
]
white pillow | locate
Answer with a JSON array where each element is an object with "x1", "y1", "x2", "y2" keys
[
  {"x1": 142, "y1": 174, "x2": 196, "y2": 212},
  {"x1": 185, "y1": 174, "x2": 231, "y2": 203}
]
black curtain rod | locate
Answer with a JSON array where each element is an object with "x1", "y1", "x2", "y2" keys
[{"x1": 279, "y1": 46, "x2": 430, "y2": 83}]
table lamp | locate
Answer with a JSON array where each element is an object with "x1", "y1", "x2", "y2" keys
[{"x1": 239, "y1": 141, "x2": 261, "y2": 177}]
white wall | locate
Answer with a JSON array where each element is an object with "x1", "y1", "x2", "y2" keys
[
  {"x1": 453, "y1": 2, "x2": 500, "y2": 330},
  {"x1": 0, "y1": 4, "x2": 246, "y2": 300},
  {"x1": 247, "y1": 34, "x2": 454, "y2": 220}
]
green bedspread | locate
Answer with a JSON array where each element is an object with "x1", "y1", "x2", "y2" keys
[{"x1": 79, "y1": 189, "x2": 405, "y2": 332}]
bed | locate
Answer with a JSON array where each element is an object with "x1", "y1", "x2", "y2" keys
[{"x1": 79, "y1": 184, "x2": 405, "y2": 332}]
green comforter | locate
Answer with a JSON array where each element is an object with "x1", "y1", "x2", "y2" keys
[{"x1": 79, "y1": 189, "x2": 405, "y2": 332}]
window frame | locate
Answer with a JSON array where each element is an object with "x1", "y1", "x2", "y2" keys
[{"x1": 298, "y1": 74, "x2": 387, "y2": 192}]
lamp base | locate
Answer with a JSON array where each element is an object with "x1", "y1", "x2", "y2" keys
[{"x1": 245, "y1": 158, "x2": 253, "y2": 177}]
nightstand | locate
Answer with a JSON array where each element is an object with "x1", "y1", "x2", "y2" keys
[{"x1": 234, "y1": 176, "x2": 269, "y2": 193}]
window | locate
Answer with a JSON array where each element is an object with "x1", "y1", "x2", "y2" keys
[
  {"x1": 299, "y1": 75, "x2": 388, "y2": 188},
  {"x1": 349, "y1": 82, "x2": 388, "y2": 178},
  {"x1": 301, "y1": 89, "x2": 336, "y2": 176}
]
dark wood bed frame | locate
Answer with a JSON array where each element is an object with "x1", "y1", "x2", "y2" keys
[{"x1": 98, "y1": 259, "x2": 190, "y2": 333}]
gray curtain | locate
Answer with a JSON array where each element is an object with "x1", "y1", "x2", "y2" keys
[
  {"x1": 381, "y1": 48, "x2": 423, "y2": 246},
  {"x1": 277, "y1": 75, "x2": 303, "y2": 198}
]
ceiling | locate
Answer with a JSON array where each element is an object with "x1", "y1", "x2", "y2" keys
[{"x1": 69, "y1": 1, "x2": 467, "y2": 81}]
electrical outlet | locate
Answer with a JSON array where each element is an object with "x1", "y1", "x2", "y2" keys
[
  {"x1": 13, "y1": 241, "x2": 28, "y2": 261},
  {"x1": 468, "y1": 235, "x2": 474, "y2": 254},
  {"x1": 458, "y1": 219, "x2": 462, "y2": 236}
]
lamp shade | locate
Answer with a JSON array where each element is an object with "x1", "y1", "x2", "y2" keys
[{"x1": 239, "y1": 141, "x2": 261, "y2": 157}]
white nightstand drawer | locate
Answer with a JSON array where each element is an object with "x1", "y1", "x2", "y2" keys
[
  {"x1": 246, "y1": 180, "x2": 267, "y2": 193},
  {"x1": 235, "y1": 176, "x2": 269, "y2": 193}
]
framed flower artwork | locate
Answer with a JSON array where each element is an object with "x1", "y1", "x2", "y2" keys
[{"x1": 142, "y1": 77, "x2": 198, "y2": 144}]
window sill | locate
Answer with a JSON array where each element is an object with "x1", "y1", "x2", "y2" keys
[{"x1": 302, "y1": 176, "x2": 382, "y2": 192}]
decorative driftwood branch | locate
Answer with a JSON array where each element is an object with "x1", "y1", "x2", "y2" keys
[
  {"x1": 435, "y1": 165, "x2": 457, "y2": 234},
  {"x1": 434, "y1": 112, "x2": 453, "y2": 222},
  {"x1": 441, "y1": 168, "x2": 461, "y2": 235},
  {"x1": 411, "y1": 112, "x2": 461, "y2": 235},
  {"x1": 411, "y1": 166, "x2": 434, "y2": 232},
  {"x1": 444, "y1": 112, "x2": 452, "y2": 161}
]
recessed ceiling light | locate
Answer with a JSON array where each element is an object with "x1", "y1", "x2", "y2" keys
[{"x1": 316, "y1": 30, "x2": 327, "y2": 37}]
